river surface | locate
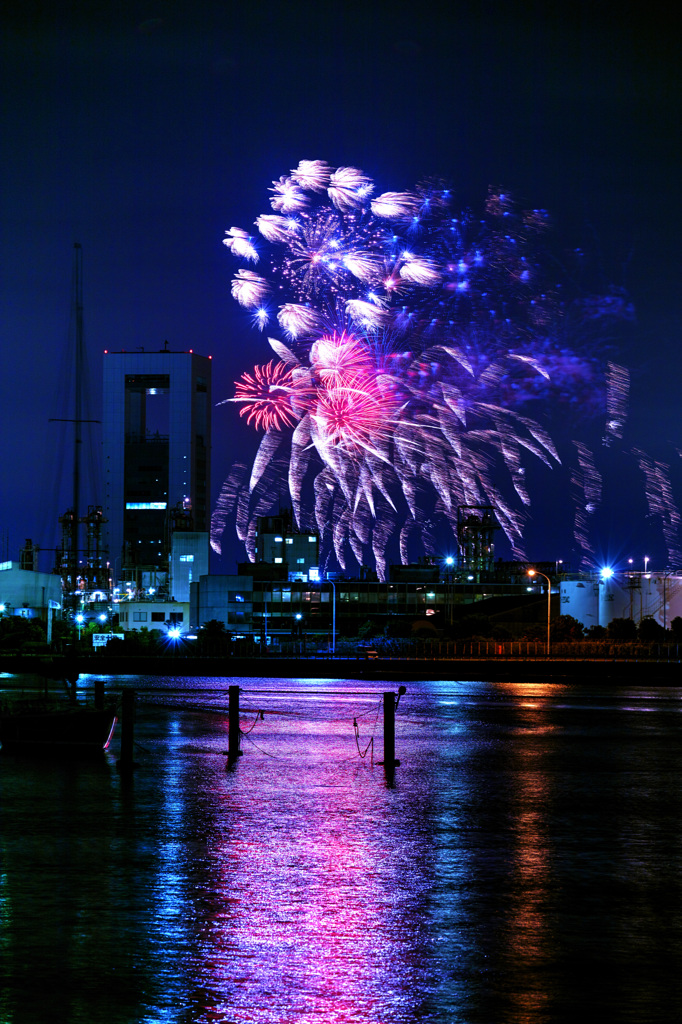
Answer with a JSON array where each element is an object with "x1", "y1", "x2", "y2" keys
[{"x1": 1, "y1": 674, "x2": 682, "y2": 1023}]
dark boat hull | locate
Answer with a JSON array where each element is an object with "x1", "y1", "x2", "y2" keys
[{"x1": 0, "y1": 706, "x2": 117, "y2": 756}]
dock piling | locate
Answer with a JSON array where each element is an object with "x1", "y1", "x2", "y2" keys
[{"x1": 228, "y1": 685, "x2": 242, "y2": 764}]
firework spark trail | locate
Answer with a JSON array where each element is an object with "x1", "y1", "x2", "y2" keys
[
  {"x1": 218, "y1": 160, "x2": 632, "y2": 577},
  {"x1": 633, "y1": 449, "x2": 682, "y2": 566},
  {"x1": 210, "y1": 463, "x2": 247, "y2": 554},
  {"x1": 604, "y1": 361, "x2": 629, "y2": 444},
  {"x1": 570, "y1": 442, "x2": 602, "y2": 568}
]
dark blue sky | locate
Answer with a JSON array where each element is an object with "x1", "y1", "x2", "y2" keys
[{"x1": 1, "y1": 1, "x2": 680, "y2": 574}]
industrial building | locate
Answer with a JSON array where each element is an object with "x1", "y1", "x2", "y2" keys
[
  {"x1": 102, "y1": 346, "x2": 211, "y2": 597},
  {"x1": 560, "y1": 571, "x2": 682, "y2": 631}
]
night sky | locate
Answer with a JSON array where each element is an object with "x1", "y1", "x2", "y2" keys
[{"x1": 1, "y1": 1, "x2": 680, "y2": 575}]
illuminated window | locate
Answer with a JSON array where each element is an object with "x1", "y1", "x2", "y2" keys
[
  {"x1": 274, "y1": 557, "x2": 283, "y2": 564},
  {"x1": 308, "y1": 536, "x2": 316, "y2": 543},
  {"x1": 297, "y1": 558, "x2": 305, "y2": 564},
  {"x1": 179, "y1": 554, "x2": 194, "y2": 562},
  {"x1": 285, "y1": 538, "x2": 293, "y2": 545},
  {"x1": 125, "y1": 502, "x2": 167, "y2": 510},
  {"x1": 274, "y1": 536, "x2": 283, "y2": 542}
]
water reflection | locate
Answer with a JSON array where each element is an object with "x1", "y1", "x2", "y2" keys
[{"x1": 2, "y1": 676, "x2": 682, "y2": 1022}]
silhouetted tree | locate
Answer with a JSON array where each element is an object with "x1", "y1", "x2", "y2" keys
[
  {"x1": 196, "y1": 619, "x2": 231, "y2": 656},
  {"x1": 0, "y1": 616, "x2": 46, "y2": 650},
  {"x1": 670, "y1": 616, "x2": 682, "y2": 641},
  {"x1": 637, "y1": 616, "x2": 666, "y2": 642},
  {"x1": 607, "y1": 617, "x2": 637, "y2": 640},
  {"x1": 551, "y1": 614, "x2": 585, "y2": 641}
]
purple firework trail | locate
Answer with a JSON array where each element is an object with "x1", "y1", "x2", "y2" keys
[{"x1": 216, "y1": 159, "x2": 635, "y2": 578}]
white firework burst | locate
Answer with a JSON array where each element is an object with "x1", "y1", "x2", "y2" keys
[{"x1": 231, "y1": 269, "x2": 271, "y2": 308}]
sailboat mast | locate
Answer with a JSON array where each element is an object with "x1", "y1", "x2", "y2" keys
[{"x1": 72, "y1": 242, "x2": 83, "y2": 575}]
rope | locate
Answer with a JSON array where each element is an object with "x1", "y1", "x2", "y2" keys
[
  {"x1": 240, "y1": 710, "x2": 264, "y2": 735},
  {"x1": 353, "y1": 701, "x2": 381, "y2": 762}
]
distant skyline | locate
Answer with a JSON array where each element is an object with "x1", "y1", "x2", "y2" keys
[{"x1": 1, "y1": 2, "x2": 680, "y2": 573}]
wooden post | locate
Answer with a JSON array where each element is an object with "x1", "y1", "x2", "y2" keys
[
  {"x1": 117, "y1": 688, "x2": 137, "y2": 771},
  {"x1": 94, "y1": 678, "x2": 104, "y2": 709},
  {"x1": 383, "y1": 690, "x2": 395, "y2": 769},
  {"x1": 228, "y1": 684, "x2": 241, "y2": 763}
]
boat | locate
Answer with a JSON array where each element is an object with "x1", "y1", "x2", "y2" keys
[{"x1": 0, "y1": 696, "x2": 117, "y2": 756}]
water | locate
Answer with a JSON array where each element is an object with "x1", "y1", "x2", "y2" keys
[{"x1": 2, "y1": 675, "x2": 682, "y2": 1023}]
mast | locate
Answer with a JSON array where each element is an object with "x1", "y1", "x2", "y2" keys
[
  {"x1": 52, "y1": 245, "x2": 105, "y2": 601},
  {"x1": 73, "y1": 242, "x2": 83, "y2": 572}
]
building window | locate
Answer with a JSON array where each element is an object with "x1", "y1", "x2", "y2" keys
[
  {"x1": 133, "y1": 611, "x2": 147, "y2": 622},
  {"x1": 285, "y1": 538, "x2": 293, "y2": 545},
  {"x1": 274, "y1": 557, "x2": 283, "y2": 564},
  {"x1": 169, "y1": 612, "x2": 183, "y2": 623},
  {"x1": 297, "y1": 558, "x2": 305, "y2": 564},
  {"x1": 308, "y1": 536, "x2": 316, "y2": 543},
  {"x1": 179, "y1": 554, "x2": 194, "y2": 562},
  {"x1": 151, "y1": 612, "x2": 165, "y2": 622},
  {"x1": 228, "y1": 610, "x2": 249, "y2": 625}
]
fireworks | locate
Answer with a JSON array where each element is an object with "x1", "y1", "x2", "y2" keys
[
  {"x1": 226, "y1": 361, "x2": 301, "y2": 432},
  {"x1": 218, "y1": 160, "x2": 629, "y2": 576}
]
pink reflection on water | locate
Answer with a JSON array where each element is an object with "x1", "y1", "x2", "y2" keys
[{"x1": 183, "y1": 697, "x2": 434, "y2": 1022}]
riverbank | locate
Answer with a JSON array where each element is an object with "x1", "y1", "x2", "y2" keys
[{"x1": 2, "y1": 653, "x2": 682, "y2": 684}]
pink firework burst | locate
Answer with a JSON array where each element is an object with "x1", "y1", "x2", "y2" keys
[
  {"x1": 232, "y1": 361, "x2": 301, "y2": 431},
  {"x1": 310, "y1": 330, "x2": 374, "y2": 389},
  {"x1": 312, "y1": 378, "x2": 396, "y2": 453}
]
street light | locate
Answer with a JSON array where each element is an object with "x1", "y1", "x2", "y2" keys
[
  {"x1": 75, "y1": 613, "x2": 85, "y2": 641},
  {"x1": 527, "y1": 569, "x2": 551, "y2": 657}
]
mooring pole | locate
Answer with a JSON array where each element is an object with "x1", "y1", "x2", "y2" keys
[
  {"x1": 383, "y1": 690, "x2": 396, "y2": 769},
  {"x1": 228, "y1": 684, "x2": 241, "y2": 764},
  {"x1": 94, "y1": 678, "x2": 104, "y2": 709},
  {"x1": 117, "y1": 688, "x2": 136, "y2": 772}
]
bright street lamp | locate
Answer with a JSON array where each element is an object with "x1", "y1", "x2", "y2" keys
[
  {"x1": 75, "y1": 613, "x2": 85, "y2": 641},
  {"x1": 527, "y1": 569, "x2": 552, "y2": 657}
]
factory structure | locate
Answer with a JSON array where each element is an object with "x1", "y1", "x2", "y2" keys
[{"x1": 4, "y1": 338, "x2": 682, "y2": 642}]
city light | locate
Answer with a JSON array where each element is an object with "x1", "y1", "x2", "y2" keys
[
  {"x1": 168, "y1": 627, "x2": 182, "y2": 640},
  {"x1": 600, "y1": 567, "x2": 614, "y2": 579}
]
